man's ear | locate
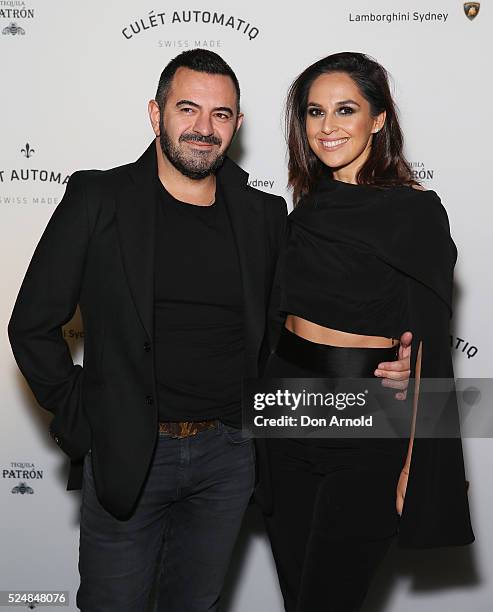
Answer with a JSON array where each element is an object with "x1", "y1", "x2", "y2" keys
[
  {"x1": 148, "y1": 99, "x2": 161, "y2": 136},
  {"x1": 235, "y1": 112, "x2": 244, "y2": 133}
]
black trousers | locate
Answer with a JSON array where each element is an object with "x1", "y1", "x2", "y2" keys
[{"x1": 262, "y1": 328, "x2": 407, "y2": 612}]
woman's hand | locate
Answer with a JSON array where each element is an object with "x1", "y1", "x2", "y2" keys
[
  {"x1": 396, "y1": 466, "x2": 410, "y2": 516},
  {"x1": 375, "y1": 331, "x2": 412, "y2": 400}
]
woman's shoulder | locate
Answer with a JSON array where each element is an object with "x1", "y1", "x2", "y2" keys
[
  {"x1": 390, "y1": 184, "x2": 450, "y2": 228},
  {"x1": 392, "y1": 182, "x2": 439, "y2": 200}
]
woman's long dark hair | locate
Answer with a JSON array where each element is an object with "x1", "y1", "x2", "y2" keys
[{"x1": 286, "y1": 52, "x2": 416, "y2": 204}]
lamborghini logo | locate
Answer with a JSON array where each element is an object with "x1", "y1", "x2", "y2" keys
[{"x1": 464, "y1": 2, "x2": 480, "y2": 20}]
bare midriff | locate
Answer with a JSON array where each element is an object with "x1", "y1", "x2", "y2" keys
[{"x1": 285, "y1": 315, "x2": 399, "y2": 348}]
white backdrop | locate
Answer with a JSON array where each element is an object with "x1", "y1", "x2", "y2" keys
[{"x1": 1, "y1": 1, "x2": 491, "y2": 610}]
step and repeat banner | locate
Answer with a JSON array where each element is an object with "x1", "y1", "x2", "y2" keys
[{"x1": 1, "y1": 1, "x2": 490, "y2": 611}]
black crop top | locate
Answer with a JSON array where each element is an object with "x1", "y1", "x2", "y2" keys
[{"x1": 280, "y1": 179, "x2": 416, "y2": 339}]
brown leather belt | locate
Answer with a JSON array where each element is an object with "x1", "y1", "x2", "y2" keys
[{"x1": 158, "y1": 420, "x2": 217, "y2": 438}]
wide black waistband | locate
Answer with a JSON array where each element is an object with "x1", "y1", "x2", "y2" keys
[{"x1": 275, "y1": 327, "x2": 398, "y2": 378}]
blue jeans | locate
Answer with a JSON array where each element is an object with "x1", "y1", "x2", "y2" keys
[{"x1": 77, "y1": 422, "x2": 255, "y2": 612}]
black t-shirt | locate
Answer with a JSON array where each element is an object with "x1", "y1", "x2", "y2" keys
[{"x1": 154, "y1": 180, "x2": 245, "y2": 426}]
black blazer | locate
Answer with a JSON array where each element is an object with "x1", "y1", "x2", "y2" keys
[{"x1": 8, "y1": 142, "x2": 287, "y2": 520}]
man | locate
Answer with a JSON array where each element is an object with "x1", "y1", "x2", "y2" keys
[{"x1": 8, "y1": 50, "x2": 411, "y2": 611}]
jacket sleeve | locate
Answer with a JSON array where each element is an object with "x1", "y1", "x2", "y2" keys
[
  {"x1": 397, "y1": 264, "x2": 474, "y2": 548},
  {"x1": 266, "y1": 196, "x2": 288, "y2": 359},
  {"x1": 7, "y1": 171, "x2": 92, "y2": 459}
]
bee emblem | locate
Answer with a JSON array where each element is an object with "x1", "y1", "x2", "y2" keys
[
  {"x1": 11, "y1": 481, "x2": 34, "y2": 494},
  {"x1": 2, "y1": 22, "x2": 26, "y2": 35}
]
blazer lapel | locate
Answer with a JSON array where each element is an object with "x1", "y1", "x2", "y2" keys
[
  {"x1": 218, "y1": 158, "x2": 266, "y2": 374},
  {"x1": 116, "y1": 141, "x2": 157, "y2": 339}
]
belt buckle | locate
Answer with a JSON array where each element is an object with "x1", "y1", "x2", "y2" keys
[{"x1": 159, "y1": 420, "x2": 216, "y2": 438}]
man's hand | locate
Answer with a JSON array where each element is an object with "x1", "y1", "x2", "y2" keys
[
  {"x1": 396, "y1": 466, "x2": 409, "y2": 516},
  {"x1": 374, "y1": 331, "x2": 412, "y2": 400}
]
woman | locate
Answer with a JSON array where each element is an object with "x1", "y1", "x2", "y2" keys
[{"x1": 259, "y1": 52, "x2": 474, "y2": 612}]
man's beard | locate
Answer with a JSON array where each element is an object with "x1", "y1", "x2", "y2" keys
[{"x1": 159, "y1": 118, "x2": 227, "y2": 180}]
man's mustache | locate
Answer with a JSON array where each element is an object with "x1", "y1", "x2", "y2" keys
[{"x1": 179, "y1": 133, "x2": 222, "y2": 146}]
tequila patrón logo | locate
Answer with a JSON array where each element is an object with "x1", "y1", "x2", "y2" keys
[
  {"x1": 2, "y1": 21, "x2": 25, "y2": 35},
  {"x1": 464, "y1": 2, "x2": 480, "y2": 19},
  {"x1": 11, "y1": 481, "x2": 34, "y2": 494}
]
